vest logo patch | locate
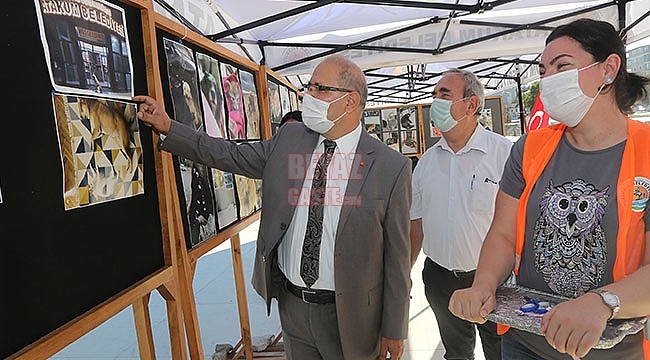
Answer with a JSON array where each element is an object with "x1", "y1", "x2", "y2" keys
[{"x1": 632, "y1": 177, "x2": 650, "y2": 212}]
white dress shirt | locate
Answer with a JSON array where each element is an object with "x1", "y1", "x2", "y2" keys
[
  {"x1": 279, "y1": 124, "x2": 362, "y2": 290},
  {"x1": 410, "y1": 125, "x2": 513, "y2": 271}
]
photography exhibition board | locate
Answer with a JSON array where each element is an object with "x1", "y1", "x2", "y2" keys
[
  {"x1": 2, "y1": 0, "x2": 189, "y2": 359},
  {"x1": 363, "y1": 103, "x2": 424, "y2": 156},
  {"x1": 155, "y1": 27, "x2": 264, "y2": 251},
  {"x1": 265, "y1": 68, "x2": 302, "y2": 136},
  {"x1": 154, "y1": 11, "x2": 273, "y2": 360}
]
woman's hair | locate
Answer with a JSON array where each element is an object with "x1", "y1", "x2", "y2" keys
[{"x1": 546, "y1": 18, "x2": 649, "y2": 113}]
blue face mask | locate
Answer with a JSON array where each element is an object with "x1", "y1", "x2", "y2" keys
[{"x1": 429, "y1": 97, "x2": 468, "y2": 132}]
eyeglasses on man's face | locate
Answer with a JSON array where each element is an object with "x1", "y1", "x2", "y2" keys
[{"x1": 302, "y1": 82, "x2": 353, "y2": 94}]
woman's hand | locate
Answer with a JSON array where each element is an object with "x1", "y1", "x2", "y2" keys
[
  {"x1": 541, "y1": 292, "x2": 609, "y2": 358},
  {"x1": 448, "y1": 285, "x2": 496, "y2": 324}
]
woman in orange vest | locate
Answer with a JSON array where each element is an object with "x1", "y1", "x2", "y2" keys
[{"x1": 448, "y1": 18, "x2": 650, "y2": 360}]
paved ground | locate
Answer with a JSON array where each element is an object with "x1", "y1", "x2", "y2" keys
[{"x1": 52, "y1": 220, "x2": 485, "y2": 360}]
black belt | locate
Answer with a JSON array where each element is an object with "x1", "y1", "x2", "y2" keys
[
  {"x1": 428, "y1": 258, "x2": 476, "y2": 279},
  {"x1": 451, "y1": 268, "x2": 476, "y2": 279},
  {"x1": 286, "y1": 281, "x2": 336, "y2": 304}
]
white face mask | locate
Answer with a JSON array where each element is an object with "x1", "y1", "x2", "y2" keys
[
  {"x1": 301, "y1": 93, "x2": 349, "y2": 134},
  {"x1": 429, "y1": 97, "x2": 468, "y2": 132},
  {"x1": 540, "y1": 62, "x2": 604, "y2": 127}
]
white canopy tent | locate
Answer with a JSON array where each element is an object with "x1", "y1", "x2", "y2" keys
[{"x1": 154, "y1": 0, "x2": 650, "y2": 104}]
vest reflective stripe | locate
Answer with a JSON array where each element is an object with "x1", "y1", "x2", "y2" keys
[{"x1": 498, "y1": 119, "x2": 649, "y2": 358}]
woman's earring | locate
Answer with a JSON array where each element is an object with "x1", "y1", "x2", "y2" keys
[{"x1": 606, "y1": 77, "x2": 613, "y2": 84}]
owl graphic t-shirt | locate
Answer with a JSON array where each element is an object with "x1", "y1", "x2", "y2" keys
[{"x1": 499, "y1": 133, "x2": 648, "y2": 359}]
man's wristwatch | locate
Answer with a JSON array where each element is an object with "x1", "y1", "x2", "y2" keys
[{"x1": 589, "y1": 288, "x2": 620, "y2": 320}]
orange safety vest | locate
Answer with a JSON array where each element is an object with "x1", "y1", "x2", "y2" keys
[{"x1": 497, "y1": 118, "x2": 650, "y2": 358}]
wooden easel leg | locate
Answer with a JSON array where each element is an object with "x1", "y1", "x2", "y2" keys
[
  {"x1": 158, "y1": 282, "x2": 188, "y2": 360},
  {"x1": 231, "y1": 234, "x2": 254, "y2": 360},
  {"x1": 133, "y1": 293, "x2": 156, "y2": 360},
  {"x1": 176, "y1": 249, "x2": 204, "y2": 359}
]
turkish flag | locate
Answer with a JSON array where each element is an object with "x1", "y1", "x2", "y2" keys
[{"x1": 526, "y1": 93, "x2": 550, "y2": 132}]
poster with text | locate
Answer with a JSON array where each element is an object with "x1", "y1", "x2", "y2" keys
[
  {"x1": 52, "y1": 93, "x2": 143, "y2": 210},
  {"x1": 239, "y1": 70, "x2": 261, "y2": 139},
  {"x1": 196, "y1": 52, "x2": 227, "y2": 139},
  {"x1": 34, "y1": 0, "x2": 134, "y2": 99},
  {"x1": 220, "y1": 63, "x2": 246, "y2": 140}
]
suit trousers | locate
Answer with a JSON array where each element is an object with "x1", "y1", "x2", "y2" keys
[
  {"x1": 422, "y1": 257, "x2": 502, "y2": 360},
  {"x1": 278, "y1": 281, "x2": 344, "y2": 360}
]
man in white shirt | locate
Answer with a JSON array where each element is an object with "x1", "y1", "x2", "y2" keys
[{"x1": 410, "y1": 69, "x2": 513, "y2": 360}]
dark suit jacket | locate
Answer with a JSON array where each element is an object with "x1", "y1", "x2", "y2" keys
[{"x1": 161, "y1": 121, "x2": 412, "y2": 359}]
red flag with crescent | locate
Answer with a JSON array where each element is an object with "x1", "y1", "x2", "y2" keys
[{"x1": 526, "y1": 92, "x2": 550, "y2": 132}]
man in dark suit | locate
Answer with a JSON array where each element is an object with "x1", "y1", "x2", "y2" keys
[{"x1": 134, "y1": 55, "x2": 412, "y2": 359}]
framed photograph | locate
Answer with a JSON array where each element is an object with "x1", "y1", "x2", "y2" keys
[
  {"x1": 235, "y1": 174, "x2": 257, "y2": 219},
  {"x1": 483, "y1": 96, "x2": 505, "y2": 135},
  {"x1": 382, "y1": 131, "x2": 400, "y2": 152},
  {"x1": 34, "y1": 0, "x2": 134, "y2": 99},
  {"x1": 196, "y1": 52, "x2": 227, "y2": 139},
  {"x1": 398, "y1": 106, "x2": 417, "y2": 130},
  {"x1": 239, "y1": 69, "x2": 261, "y2": 139},
  {"x1": 363, "y1": 109, "x2": 381, "y2": 140},
  {"x1": 279, "y1": 85, "x2": 291, "y2": 118},
  {"x1": 211, "y1": 169, "x2": 238, "y2": 229},
  {"x1": 381, "y1": 108, "x2": 399, "y2": 131},
  {"x1": 289, "y1": 91, "x2": 299, "y2": 111},
  {"x1": 179, "y1": 159, "x2": 217, "y2": 247},
  {"x1": 163, "y1": 38, "x2": 204, "y2": 132},
  {"x1": 400, "y1": 130, "x2": 419, "y2": 154},
  {"x1": 267, "y1": 80, "x2": 282, "y2": 124},
  {"x1": 52, "y1": 93, "x2": 143, "y2": 210},
  {"x1": 220, "y1": 62, "x2": 246, "y2": 140},
  {"x1": 254, "y1": 179, "x2": 263, "y2": 211}
]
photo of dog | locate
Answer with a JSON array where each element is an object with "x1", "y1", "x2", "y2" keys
[
  {"x1": 197, "y1": 52, "x2": 227, "y2": 139},
  {"x1": 163, "y1": 38, "x2": 204, "y2": 132},
  {"x1": 235, "y1": 174, "x2": 257, "y2": 219},
  {"x1": 52, "y1": 93, "x2": 143, "y2": 210},
  {"x1": 239, "y1": 70, "x2": 261, "y2": 139}
]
